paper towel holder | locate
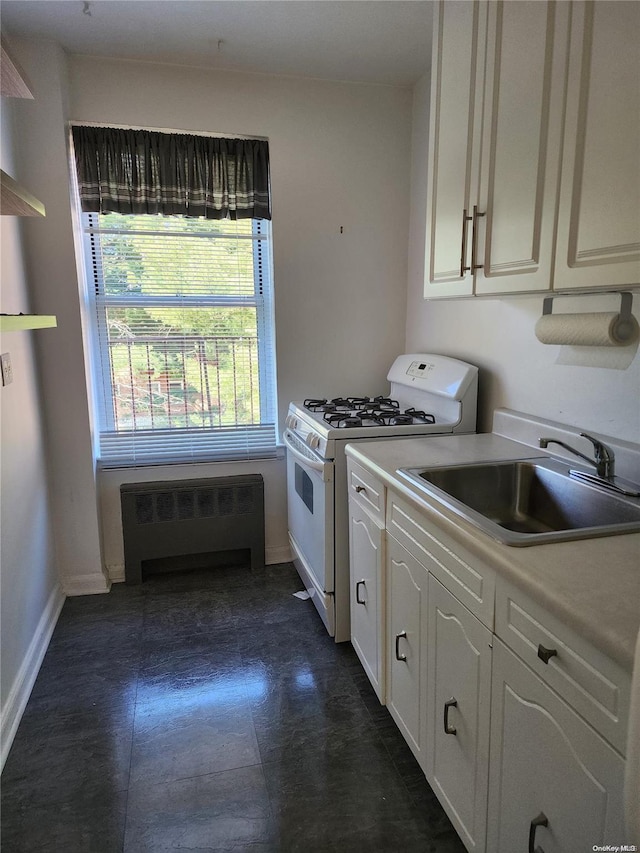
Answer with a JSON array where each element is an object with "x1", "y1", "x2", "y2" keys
[
  {"x1": 541, "y1": 291, "x2": 633, "y2": 320},
  {"x1": 537, "y1": 291, "x2": 638, "y2": 347}
]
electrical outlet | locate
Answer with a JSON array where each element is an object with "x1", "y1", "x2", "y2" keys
[{"x1": 1, "y1": 352, "x2": 13, "y2": 386}]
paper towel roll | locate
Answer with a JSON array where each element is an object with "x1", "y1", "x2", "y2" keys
[{"x1": 534, "y1": 312, "x2": 639, "y2": 346}]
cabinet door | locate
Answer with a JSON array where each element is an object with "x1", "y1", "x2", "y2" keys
[
  {"x1": 348, "y1": 498, "x2": 385, "y2": 702},
  {"x1": 386, "y1": 535, "x2": 428, "y2": 768},
  {"x1": 474, "y1": 0, "x2": 569, "y2": 295},
  {"x1": 554, "y1": 1, "x2": 640, "y2": 290},
  {"x1": 424, "y1": 0, "x2": 486, "y2": 298},
  {"x1": 426, "y1": 575, "x2": 492, "y2": 853},
  {"x1": 487, "y1": 639, "x2": 626, "y2": 852}
]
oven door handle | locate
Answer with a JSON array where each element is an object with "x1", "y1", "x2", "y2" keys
[{"x1": 283, "y1": 429, "x2": 330, "y2": 477}]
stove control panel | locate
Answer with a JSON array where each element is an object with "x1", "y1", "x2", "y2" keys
[
  {"x1": 406, "y1": 360, "x2": 434, "y2": 379},
  {"x1": 388, "y1": 353, "x2": 478, "y2": 401}
]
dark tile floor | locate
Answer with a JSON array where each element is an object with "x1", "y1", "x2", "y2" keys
[{"x1": 1, "y1": 562, "x2": 466, "y2": 853}]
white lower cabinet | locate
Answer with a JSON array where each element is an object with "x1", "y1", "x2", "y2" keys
[
  {"x1": 348, "y1": 496, "x2": 385, "y2": 702},
  {"x1": 426, "y1": 575, "x2": 492, "y2": 853},
  {"x1": 386, "y1": 534, "x2": 428, "y2": 769},
  {"x1": 346, "y1": 472, "x2": 629, "y2": 853},
  {"x1": 487, "y1": 639, "x2": 627, "y2": 852}
]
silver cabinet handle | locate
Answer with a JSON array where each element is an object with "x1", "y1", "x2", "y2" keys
[
  {"x1": 460, "y1": 208, "x2": 473, "y2": 277},
  {"x1": 528, "y1": 812, "x2": 548, "y2": 853},
  {"x1": 395, "y1": 631, "x2": 407, "y2": 661},
  {"x1": 444, "y1": 697, "x2": 458, "y2": 735},
  {"x1": 471, "y1": 204, "x2": 486, "y2": 271},
  {"x1": 356, "y1": 580, "x2": 366, "y2": 605}
]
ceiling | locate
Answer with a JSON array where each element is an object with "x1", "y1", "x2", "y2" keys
[{"x1": 0, "y1": 1, "x2": 433, "y2": 86}]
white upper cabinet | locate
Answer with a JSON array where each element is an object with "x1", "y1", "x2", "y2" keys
[
  {"x1": 425, "y1": 0, "x2": 640, "y2": 299},
  {"x1": 424, "y1": 0, "x2": 485, "y2": 297},
  {"x1": 554, "y1": 1, "x2": 640, "y2": 291},
  {"x1": 474, "y1": 1, "x2": 568, "y2": 295}
]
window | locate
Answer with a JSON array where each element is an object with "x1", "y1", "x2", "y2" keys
[{"x1": 81, "y1": 211, "x2": 277, "y2": 466}]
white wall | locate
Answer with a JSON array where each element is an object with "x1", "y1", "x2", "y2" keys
[
  {"x1": 0, "y1": 92, "x2": 64, "y2": 768},
  {"x1": 10, "y1": 40, "x2": 107, "y2": 596},
  {"x1": 406, "y1": 72, "x2": 640, "y2": 442},
  {"x1": 21, "y1": 52, "x2": 412, "y2": 579},
  {"x1": 68, "y1": 57, "x2": 412, "y2": 413}
]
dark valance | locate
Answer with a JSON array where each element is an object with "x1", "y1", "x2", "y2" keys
[{"x1": 71, "y1": 126, "x2": 271, "y2": 220}]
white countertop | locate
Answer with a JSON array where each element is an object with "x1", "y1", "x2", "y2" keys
[{"x1": 345, "y1": 432, "x2": 640, "y2": 670}]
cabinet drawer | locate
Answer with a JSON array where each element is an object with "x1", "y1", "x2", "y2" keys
[
  {"x1": 387, "y1": 491, "x2": 495, "y2": 629},
  {"x1": 347, "y1": 459, "x2": 385, "y2": 524},
  {"x1": 495, "y1": 580, "x2": 630, "y2": 754}
]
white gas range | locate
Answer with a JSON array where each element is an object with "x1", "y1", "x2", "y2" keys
[{"x1": 283, "y1": 353, "x2": 479, "y2": 642}]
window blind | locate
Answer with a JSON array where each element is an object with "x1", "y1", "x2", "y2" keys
[{"x1": 82, "y1": 211, "x2": 278, "y2": 467}]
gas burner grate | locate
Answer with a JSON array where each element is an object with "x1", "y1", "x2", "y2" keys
[
  {"x1": 304, "y1": 397, "x2": 437, "y2": 428},
  {"x1": 323, "y1": 411, "x2": 383, "y2": 427},
  {"x1": 303, "y1": 398, "x2": 325, "y2": 410},
  {"x1": 387, "y1": 413, "x2": 415, "y2": 426},
  {"x1": 371, "y1": 396, "x2": 400, "y2": 409},
  {"x1": 304, "y1": 396, "x2": 404, "y2": 413},
  {"x1": 404, "y1": 408, "x2": 436, "y2": 424}
]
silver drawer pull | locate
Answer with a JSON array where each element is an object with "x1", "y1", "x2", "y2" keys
[
  {"x1": 395, "y1": 630, "x2": 407, "y2": 661},
  {"x1": 356, "y1": 580, "x2": 366, "y2": 605},
  {"x1": 537, "y1": 644, "x2": 558, "y2": 664},
  {"x1": 444, "y1": 697, "x2": 458, "y2": 735}
]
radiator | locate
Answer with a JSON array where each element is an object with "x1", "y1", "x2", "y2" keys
[{"x1": 120, "y1": 474, "x2": 265, "y2": 584}]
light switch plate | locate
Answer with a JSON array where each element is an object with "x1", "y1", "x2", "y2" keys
[{"x1": 1, "y1": 352, "x2": 13, "y2": 386}]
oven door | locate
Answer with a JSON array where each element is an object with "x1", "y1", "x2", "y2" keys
[{"x1": 283, "y1": 429, "x2": 334, "y2": 595}]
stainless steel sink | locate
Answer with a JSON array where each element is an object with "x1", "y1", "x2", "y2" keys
[{"x1": 397, "y1": 458, "x2": 640, "y2": 546}]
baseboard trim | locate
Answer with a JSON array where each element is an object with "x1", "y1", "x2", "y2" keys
[
  {"x1": 106, "y1": 563, "x2": 125, "y2": 584},
  {"x1": 265, "y1": 544, "x2": 292, "y2": 565},
  {"x1": 62, "y1": 572, "x2": 111, "y2": 596},
  {"x1": 0, "y1": 583, "x2": 66, "y2": 771}
]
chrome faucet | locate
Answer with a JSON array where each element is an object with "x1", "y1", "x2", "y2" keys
[{"x1": 539, "y1": 432, "x2": 615, "y2": 480}]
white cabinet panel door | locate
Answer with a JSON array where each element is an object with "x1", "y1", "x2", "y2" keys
[
  {"x1": 348, "y1": 498, "x2": 385, "y2": 702},
  {"x1": 426, "y1": 575, "x2": 492, "y2": 853},
  {"x1": 386, "y1": 535, "x2": 428, "y2": 769},
  {"x1": 488, "y1": 639, "x2": 626, "y2": 852},
  {"x1": 475, "y1": 0, "x2": 568, "y2": 295},
  {"x1": 424, "y1": 0, "x2": 485, "y2": 298},
  {"x1": 554, "y1": 0, "x2": 640, "y2": 290}
]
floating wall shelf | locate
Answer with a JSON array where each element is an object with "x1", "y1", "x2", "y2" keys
[
  {"x1": 0, "y1": 315, "x2": 57, "y2": 332},
  {"x1": 1, "y1": 34, "x2": 34, "y2": 99},
  {"x1": 1, "y1": 169, "x2": 45, "y2": 217}
]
